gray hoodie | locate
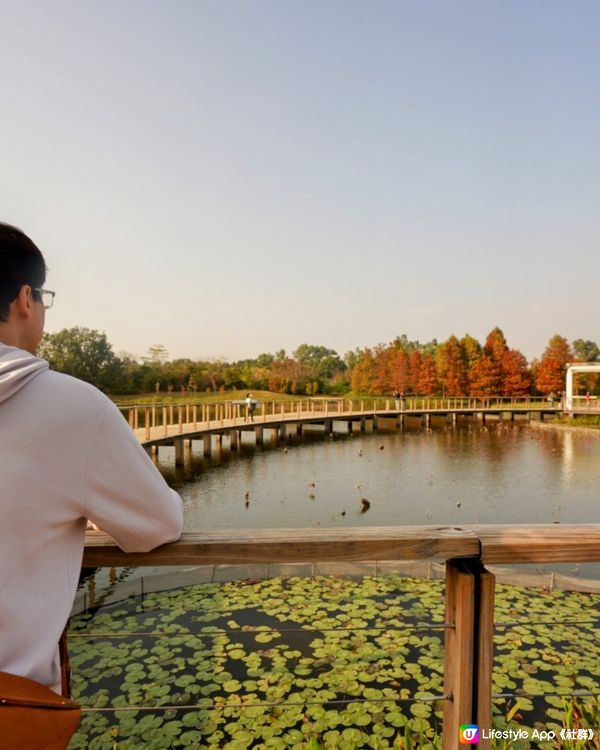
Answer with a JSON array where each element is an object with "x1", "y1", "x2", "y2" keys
[{"x1": 0, "y1": 344, "x2": 183, "y2": 691}]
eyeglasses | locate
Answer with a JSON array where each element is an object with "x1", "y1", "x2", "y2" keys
[{"x1": 33, "y1": 288, "x2": 56, "y2": 309}]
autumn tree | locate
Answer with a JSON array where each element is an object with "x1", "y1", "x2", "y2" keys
[
  {"x1": 350, "y1": 350, "x2": 376, "y2": 394},
  {"x1": 390, "y1": 348, "x2": 410, "y2": 393},
  {"x1": 535, "y1": 335, "x2": 572, "y2": 395},
  {"x1": 417, "y1": 354, "x2": 439, "y2": 395},
  {"x1": 409, "y1": 350, "x2": 422, "y2": 393},
  {"x1": 436, "y1": 336, "x2": 467, "y2": 396},
  {"x1": 460, "y1": 334, "x2": 482, "y2": 376},
  {"x1": 469, "y1": 355, "x2": 500, "y2": 396},
  {"x1": 501, "y1": 349, "x2": 531, "y2": 396}
]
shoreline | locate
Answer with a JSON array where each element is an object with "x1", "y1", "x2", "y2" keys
[{"x1": 529, "y1": 419, "x2": 600, "y2": 436}]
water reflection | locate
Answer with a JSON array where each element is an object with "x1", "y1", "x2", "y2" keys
[{"x1": 153, "y1": 421, "x2": 600, "y2": 532}]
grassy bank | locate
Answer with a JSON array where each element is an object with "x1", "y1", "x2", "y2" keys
[{"x1": 112, "y1": 391, "x2": 303, "y2": 407}]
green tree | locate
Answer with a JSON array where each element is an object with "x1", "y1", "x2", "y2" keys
[
  {"x1": 572, "y1": 339, "x2": 599, "y2": 362},
  {"x1": 292, "y1": 344, "x2": 345, "y2": 381},
  {"x1": 39, "y1": 327, "x2": 119, "y2": 391}
]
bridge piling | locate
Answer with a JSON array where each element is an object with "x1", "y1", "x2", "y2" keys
[{"x1": 174, "y1": 439, "x2": 184, "y2": 466}]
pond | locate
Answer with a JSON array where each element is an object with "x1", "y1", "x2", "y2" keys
[
  {"x1": 157, "y1": 418, "x2": 599, "y2": 532},
  {"x1": 71, "y1": 419, "x2": 599, "y2": 748}
]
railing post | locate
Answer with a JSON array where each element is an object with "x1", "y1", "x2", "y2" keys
[
  {"x1": 163, "y1": 406, "x2": 168, "y2": 436},
  {"x1": 443, "y1": 559, "x2": 495, "y2": 750},
  {"x1": 145, "y1": 407, "x2": 150, "y2": 441}
]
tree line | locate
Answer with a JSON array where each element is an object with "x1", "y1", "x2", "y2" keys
[{"x1": 37, "y1": 327, "x2": 599, "y2": 398}]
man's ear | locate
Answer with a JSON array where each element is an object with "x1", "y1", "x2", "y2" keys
[{"x1": 10, "y1": 285, "x2": 35, "y2": 319}]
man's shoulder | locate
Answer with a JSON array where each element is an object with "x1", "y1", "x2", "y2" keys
[{"x1": 30, "y1": 368, "x2": 119, "y2": 420}]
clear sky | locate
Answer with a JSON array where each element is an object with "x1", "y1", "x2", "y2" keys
[{"x1": 2, "y1": 0, "x2": 599, "y2": 363}]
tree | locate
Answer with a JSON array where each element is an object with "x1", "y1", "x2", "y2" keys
[
  {"x1": 469, "y1": 354, "x2": 501, "y2": 397},
  {"x1": 417, "y1": 354, "x2": 439, "y2": 396},
  {"x1": 501, "y1": 349, "x2": 531, "y2": 396},
  {"x1": 409, "y1": 350, "x2": 422, "y2": 393},
  {"x1": 483, "y1": 327, "x2": 508, "y2": 363},
  {"x1": 535, "y1": 334, "x2": 572, "y2": 395},
  {"x1": 292, "y1": 344, "x2": 345, "y2": 381},
  {"x1": 390, "y1": 348, "x2": 410, "y2": 393},
  {"x1": 572, "y1": 339, "x2": 600, "y2": 362},
  {"x1": 38, "y1": 327, "x2": 119, "y2": 391},
  {"x1": 460, "y1": 334, "x2": 482, "y2": 375},
  {"x1": 350, "y1": 350, "x2": 376, "y2": 394},
  {"x1": 268, "y1": 358, "x2": 311, "y2": 394},
  {"x1": 142, "y1": 344, "x2": 169, "y2": 365},
  {"x1": 436, "y1": 336, "x2": 467, "y2": 396}
]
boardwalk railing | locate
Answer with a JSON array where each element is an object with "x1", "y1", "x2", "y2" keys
[
  {"x1": 82, "y1": 524, "x2": 600, "y2": 750},
  {"x1": 118, "y1": 396, "x2": 559, "y2": 439}
]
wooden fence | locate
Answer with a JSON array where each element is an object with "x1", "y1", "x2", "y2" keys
[{"x1": 82, "y1": 524, "x2": 600, "y2": 749}]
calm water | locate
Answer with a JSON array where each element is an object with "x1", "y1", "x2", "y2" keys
[{"x1": 156, "y1": 419, "x2": 600, "y2": 531}]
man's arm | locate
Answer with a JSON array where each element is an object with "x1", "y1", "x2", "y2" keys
[{"x1": 84, "y1": 398, "x2": 183, "y2": 553}]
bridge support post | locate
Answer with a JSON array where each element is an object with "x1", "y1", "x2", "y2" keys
[
  {"x1": 297, "y1": 423, "x2": 303, "y2": 436},
  {"x1": 255, "y1": 427, "x2": 264, "y2": 446},
  {"x1": 230, "y1": 430, "x2": 239, "y2": 450},
  {"x1": 279, "y1": 423, "x2": 287, "y2": 440},
  {"x1": 443, "y1": 559, "x2": 495, "y2": 750},
  {"x1": 360, "y1": 417, "x2": 366, "y2": 432},
  {"x1": 203, "y1": 434, "x2": 212, "y2": 456},
  {"x1": 452, "y1": 413, "x2": 457, "y2": 426},
  {"x1": 174, "y1": 439, "x2": 184, "y2": 466},
  {"x1": 324, "y1": 419, "x2": 333, "y2": 434},
  {"x1": 425, "y1": 413, "x2": 431, "y2": 429}
]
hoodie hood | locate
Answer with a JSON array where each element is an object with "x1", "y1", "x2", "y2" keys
[{"x1": 0, "y1": 344, "x2": 49, "y2": 405}]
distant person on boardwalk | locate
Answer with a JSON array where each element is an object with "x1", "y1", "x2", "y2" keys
[
  {"x1": 246, "y1": 392, "x2": 255, "y2": 421},
  {"x1": 393, "y1": 389, "x2": 401, "y2": 410},
  {"x1": 0, "y1": 223, "x2": 184, "y2": 695}
]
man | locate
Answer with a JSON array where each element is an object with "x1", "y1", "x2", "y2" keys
[
  {"x1": 246, "y1": 392, "x2": 255, "y2": 422},
  {"x1": 0, "y1": 223, "x2": 183, "y2": 693}
]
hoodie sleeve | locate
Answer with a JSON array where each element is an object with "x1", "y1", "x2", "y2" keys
[{"x1": 84, "y1": 398, "x2": 184, "y2": 553}]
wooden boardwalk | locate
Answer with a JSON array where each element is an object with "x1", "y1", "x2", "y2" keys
[{"x1": 123, "y1": 397, "x2": 572, "y2": 464}]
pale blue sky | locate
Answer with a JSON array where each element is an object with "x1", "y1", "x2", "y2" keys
[{"x1": 2, "y1": 1, "x2": 599, "y2": 362}]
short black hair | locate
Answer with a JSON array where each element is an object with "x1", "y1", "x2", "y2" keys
[{"x1": 0, "y1": 223, "x2": 47, "y2": 322}]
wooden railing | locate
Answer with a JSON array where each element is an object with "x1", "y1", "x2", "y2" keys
[
  {"x1": 118, "y1": 396, "x2": 557, "y2": 436},
  {"x1": 82, "y1": 524, "x2": 600, "y2": 750}
]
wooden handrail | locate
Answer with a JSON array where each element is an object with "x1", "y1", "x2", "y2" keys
[
  {"x1": 82, "y1": 524, "x2": 600, "y2": 567},
  {"x1": 82, "y1": 525, "x2": 480, "y2": 567},
  {"x1": 79, "y1": 523, "x2": 600, "y2": 750}
]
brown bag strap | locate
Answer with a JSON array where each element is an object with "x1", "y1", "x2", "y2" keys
[{"x1": 58, "y1": 626, "x2": 72, "y2": 700}]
